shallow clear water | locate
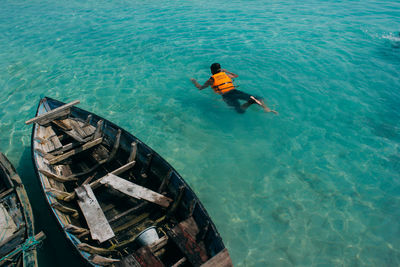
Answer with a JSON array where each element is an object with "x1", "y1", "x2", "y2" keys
[{"x1": 1, "y1": 0, "x2": 400, "y2": 266}]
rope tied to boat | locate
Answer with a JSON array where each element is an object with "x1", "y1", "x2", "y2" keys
[{"x1": 0, "y1": 235, "x2": 42, "y2": 264}]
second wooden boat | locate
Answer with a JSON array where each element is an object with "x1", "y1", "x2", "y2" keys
[
  {"x1": 26, "y1": 97, "x2": 232, "y2": 267},
  {"x1": 0, "y1": 152, "x2": 45, "y2": 267}
]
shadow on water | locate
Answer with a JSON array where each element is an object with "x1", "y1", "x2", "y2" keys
[
  {"x1": 366, "y1": 92, "x2": 400, "y2": 143},
  {"x1": 16, "y1": 147, "x2": 84, "y2": 267},
  {"x1": 374, "y1": 33, "x2": 400, "y2": 67}
]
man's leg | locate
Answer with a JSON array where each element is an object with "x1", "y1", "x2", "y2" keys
[
  {"x1": 249, "y1": 96, "x2": 278, "y2": 114},
  {"x1": 234, "y1": 90, "x2": 278, "y2": 114},
  {"x1": 222, "y1": 94, "x2": 246, "y2": 113}
]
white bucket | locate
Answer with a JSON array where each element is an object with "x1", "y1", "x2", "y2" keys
[{"x1": 135, "y1": 226, "x2": 160, "y2": 246}]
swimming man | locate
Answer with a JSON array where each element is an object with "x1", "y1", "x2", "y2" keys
[{"x1": 191, "y1": 63, "x2": 277, "y2": 114}]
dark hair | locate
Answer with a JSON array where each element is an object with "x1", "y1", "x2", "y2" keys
[{"x1": 210, "y1": 63, "x2": 221, "y2": 75}]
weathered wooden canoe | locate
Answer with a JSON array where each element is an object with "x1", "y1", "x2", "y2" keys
[
  {"x1": 27, "y1": 97, "x2": 232, "y2": 267},
  {"x1": 0, "y1": 153, "x2": 45, "y2": 267}
]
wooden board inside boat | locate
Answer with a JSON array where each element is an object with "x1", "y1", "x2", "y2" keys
[{"x1": 75, "y1": 184, "x2": 115, "y2": 243}]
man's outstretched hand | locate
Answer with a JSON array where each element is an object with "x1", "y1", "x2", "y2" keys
[{"x1": 190, "y1": 78, "x2": 201, "y2": 89}]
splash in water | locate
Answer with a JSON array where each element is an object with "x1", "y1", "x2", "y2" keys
[{"x1": 382, "y1": 33, "x2": 400, "y2": 47}]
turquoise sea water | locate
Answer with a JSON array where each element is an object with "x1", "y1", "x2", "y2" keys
[{"x1": 1, "y1": 0, "x2": 400, "y2": 266}]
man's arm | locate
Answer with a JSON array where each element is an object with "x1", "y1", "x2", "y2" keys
[
  {"x1": 190, "y1": 78, "x2": 212, "y2": 90},
  {"x1": 221, "y1": 69, "x2": 238, "y2": 79}
]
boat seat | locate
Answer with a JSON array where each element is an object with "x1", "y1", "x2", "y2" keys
[
  {"x1": 134, "y1": 246, "x2": 165, "y2": 267},
  {"x1": 99, "y1": 174, "x2": 173, "y2": 208},
  {"x1": 75, "y1": 184, "x2": 115, "y2": 243},
  {"x1": 25, "y1": 100, "x2": 80, "y2": 126},
  {"x1": 200, "y1": 248, "x2": 233, "y2": 267},
  {"x1": 44, "y1": 137, "x2": 103, "y2": 165},
  {"x1": 42, "y1": 119, "x2": 102, "y2": 161},
  {"x1": 147, "y1": 235, "x2": 168, "y2": 257},
  {"x1": 52, "y1": 118, "x2": 97, "y2": 143},
  {"x1": 35, "y1": 125, "x2": 63, "y2": 154},
  {"x1": 167, "y1": 217, "x2": 209, "y2": 266}
]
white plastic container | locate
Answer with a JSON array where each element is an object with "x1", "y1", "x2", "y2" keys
[{"x1": 135, "y1": 226, "x2": 160, "y2": 246}]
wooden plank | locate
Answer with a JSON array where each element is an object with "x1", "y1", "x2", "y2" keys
[
  {"x1": 128, "y1": 142, "x2": 138, "y2": 163},
  {"x1": 2, "y1": 232, "x2": 45, "y2": 267},
  {"x1": 113, "y1": 213, "x2": 149, "y2": 234},
  {"x1": 34, "y1": 231, "x2": 46, "y2": 242},
  {"x1": 134, "y1": 246, "x2": 164, "y2": 267},
  {"x1": 177, "y1": 216, "x2": 199, "y2": 238},
  {"x1": 50, "y1": 136, "x2": 62, "y2": 151},
  {"x1": 70, "y1": 116, "x2": 96, "y2": 137},
  {"x1": 115, "y1": 254, "x2": 143, "y2": 267},
  {"x1": 35, "y1": 126, "x2": 50, "y2": 152},
  {"x1": 62, "y1": 160, "x2": 136, "y2": 202},
  {"x1": 32, "y1": 109, "x2": 70, "y2": 126},
  {"x1": 78, "y1": 243, "x2": 116, "y2": 255},
  {"x1": 51, "y1": 202, "x2": 79, "y2": 219},
  {"x1": 84, "y1": 115, "x2": 92, "y2": 127},
  {"x1": 0, "y1": 228, "x2": 24, "y2": 252},
  {"x1": 93, "y1": 120, "x2": 104, "y2": 139},
  {"x1": 64, "y1": 128, "x2": 86, "y2": 143},
  {"x1": 112, "y1": 161, "x2": 136, "y2": 176},
  {"x1": 25, "y1": 100, "x2": 80, "y2": 125},
  {"x1": 52, "y1": 119, "x2": 72, "y2": 131},
  {"x1": 51, "y1": 142, "x2": 78, "y2": 155},
  {"x1": 82, "y1": 124, "x2": 96, "y2": 137},
  {"x1": 148, "y1": 235, "x2": 168, "y2": 253},
  {"x1": 40, "y1": 169, "x2": 78, "y2": 183},
  {"x1": 140, "y1": 154, "x2": 153, "y2": 178},
  {"x1": 100, "y1": 174, "x2": 173, "y2": 208},
  {"x1": 48, "y1": 137, "x2": 103, "y2": 165},
  {"x1": 167, "y1": 218, "x2": 209, "y2": 266},
  {"x1": 89, "y1": 161, "x2": 136, "y2": 190},
  {"x1": 109, "y1": 202, "x2": 147, "y2": 224},
  {"x1": 75, "y1": 184, "x2": 115, "y2": 243},
  {"x1": 172, "y1": 257, "x2": 187, "y2": 267},
  {"x1": 108, "y1": 129, "x2": 121, "y2": 161},
  {"x1": 44, "y1": 128, "x2": 55, "y2": 152},
  {"x1": 22, "y1": 249, "x2": 37, "y2": 267},
  {"x1": 200, "y1": 248, "x2": 233, "y2": 267},
  {"x1": 64, "y1": 224, "x2": 89, "y2": 237},
  {"x1": 89, "y1": 255, "x2": 120, "y2": 266},
  {"x1": 167, "y1": 186, "x2": 184, "y2": 218},
  {"x1": 44, "y1": 126, "x2": 62, "y2": 151},
  {"x1": 52, "y1": 119, "x2": 88, "y2": 143},
  {"x1": 69, "y1": 119, "x2": 88, "y2": 138},
  {"x1": 0, "y1": 188, "x2": 14, "y2": 200},
  {"x1": 158, "y1": 170, "x2": 172, "y2": 193}
]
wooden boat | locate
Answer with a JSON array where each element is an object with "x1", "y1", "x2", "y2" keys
[
  {"x1": 26, "y1": 97, "x2": 232, "y2": 267},
  {"x1": 0, "y1": 152, "x2": 45, "y2": 267}
]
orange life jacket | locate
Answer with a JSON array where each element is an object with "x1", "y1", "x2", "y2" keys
[{"x1": 211, "y1": 72, "x2": 235, "y2": 95}]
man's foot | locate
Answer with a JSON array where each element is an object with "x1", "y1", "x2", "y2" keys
[{"x1": 250, "y1": 96, "x2": 278, "y2": 115}]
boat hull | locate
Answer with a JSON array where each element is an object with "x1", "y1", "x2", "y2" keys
[{"x1": 0, "y1": 153, "x2": 44, "y2": 267}]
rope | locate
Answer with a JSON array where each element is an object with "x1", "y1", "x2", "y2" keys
[{"x1": 0, "y1": 235, "x2": 41, "y2": 264}]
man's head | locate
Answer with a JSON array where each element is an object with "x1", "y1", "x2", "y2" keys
[{"x1": 210, "y1": 63, "x2": 221, "y2": 75}]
